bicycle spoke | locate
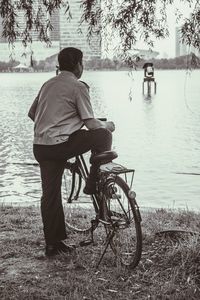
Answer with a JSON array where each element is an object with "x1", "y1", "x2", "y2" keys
[
  {"x1": 111, "y1": 195, "x2": 131, "y2": 223},
  {"x1": 103, "y1": 175, "x2": 142, "y2": 268},
  {"x1": 64, "y1": 195, "x2": 96, "y2": 233}
]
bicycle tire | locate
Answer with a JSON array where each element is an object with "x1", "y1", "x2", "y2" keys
[
  {"x1": 103, "y1": 175, "x2": 142, "y2": 268},
  {"x1": 63, "y1": 167, "x2": 97, "y2": 234}
]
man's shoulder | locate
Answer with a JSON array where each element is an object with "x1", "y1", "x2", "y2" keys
[
  {"x1": 42, "y1": 75, "x2": 58, "y2": 87},
  {"x1": 75, "y1": 80, "x2": 90, "y2": 94}
]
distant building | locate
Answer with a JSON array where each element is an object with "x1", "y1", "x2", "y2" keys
[
  {"x1": 175, "y1": 27, "x2": 187, "y2": 57},
  {"x1": 0, "y1": 16, "x2": 6, "y2": 43},
  {"x1": 175, "y1": 26, "x2": 200, "y2": 57},
  {"x1": 129, "y1": 49, "x2": 159, "y2": 60},
  {"x1": 59, "y1": 0, "x2": 101, "y2": 61},
  {"x1": 0, "y1": 0, "x2": 101, "y2": 63}
]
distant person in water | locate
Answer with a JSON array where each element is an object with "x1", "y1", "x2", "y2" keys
[
  {"x1": 28, "y1": 47, "x2": 115, "y2": 257},
  {"x1": 143, "y1": 62, "x2": 154, "y2": 78}
]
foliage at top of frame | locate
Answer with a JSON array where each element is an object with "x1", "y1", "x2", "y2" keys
[
  {"x1": 0, "y1": 0, "x2": 70, "y2": 46},
  {"x1": 0, "y1": 0, "x2": 199, "y2": 64}
]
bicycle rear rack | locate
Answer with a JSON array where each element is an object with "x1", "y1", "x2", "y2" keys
[{"x1": 100, "y1": 162, "x2": 135, "y2": 175}]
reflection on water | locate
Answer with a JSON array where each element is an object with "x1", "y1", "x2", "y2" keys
[{"x1": 0, "y1": 70, "x2": 200, "y2": 210}]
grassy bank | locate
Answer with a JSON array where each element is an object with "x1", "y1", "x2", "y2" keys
[{"x1": 0, "y1": 205, "x2": 200, "y2": 300}]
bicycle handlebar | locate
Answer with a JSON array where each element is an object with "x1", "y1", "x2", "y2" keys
[{"x1": 98, "y1": 118, "x2": 107, "y2": 121}]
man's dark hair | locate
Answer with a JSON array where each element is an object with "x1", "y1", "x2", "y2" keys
[{"x1": 58, "y1": 47, "x2": 83, "y2": 71}]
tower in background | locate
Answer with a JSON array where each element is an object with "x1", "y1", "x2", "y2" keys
[
  {"x1": 175, "y1": 26, "x2": 200, "y2": 57},
  {"x1": 0, "y1": 0, "x2": 101, "y2": 62},
  {"x1": 59, "y1": 0, "x2": 101, "y2": 60},
  {"x1": 175, "y1": 27, "x2": 187, "y2": 57}
]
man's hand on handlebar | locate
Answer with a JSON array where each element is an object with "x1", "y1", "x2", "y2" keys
[
  {"x1": 97, "y1": 118, "x2": 115, "y2": 132},
  {"x1": 105, "y1": 121, "x2": 115, "y2": 132},
  {"x1": 84, "y1": 118, "x2": 115, "y2": 132}
]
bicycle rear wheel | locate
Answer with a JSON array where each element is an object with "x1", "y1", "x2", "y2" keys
[
  {"x1": 103, "y1": 175, "x2": 142, "y2": 268},
  {"x1": 63, "y1": 166, "x2": 97, "y2": 234}
]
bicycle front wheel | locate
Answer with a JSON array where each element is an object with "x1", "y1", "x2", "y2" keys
[
  {"x1": 103, "y1": 175, "x2": 142, "y2": 268},
  {"x1": 63, "y1": 168, "x2": 97, "y2": 234}
]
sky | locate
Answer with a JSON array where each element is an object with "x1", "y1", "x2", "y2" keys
[
  {"x1": 150, "y1": 1, "x2": 194, "y2": 57},
  {"x1": 104, "y1": 0, "x2": 195, "y2": 58}
]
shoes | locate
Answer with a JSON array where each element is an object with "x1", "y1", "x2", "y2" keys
[
  {"x1": 83, "y1": 178, "x2": 96, "y2": 195},
  {"x1": 45, "y1": 241, "x2": 75, "y2": 257}
]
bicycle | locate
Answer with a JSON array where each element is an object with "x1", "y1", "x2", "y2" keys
[{"x1": 62, "y1": 142, "x2": 142, "y2": 269}]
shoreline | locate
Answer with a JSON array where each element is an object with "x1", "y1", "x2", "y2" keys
[
  {"x1": 1, "y1": 68, "x2": 200, "y2": 74},
  {"x1": 1, "y1": 199, "x2": 199, "y2": 214}
]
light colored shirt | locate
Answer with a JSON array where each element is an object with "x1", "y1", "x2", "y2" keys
[{"x1": 28, "y1": 71, "x2": 94, "y2": 145}]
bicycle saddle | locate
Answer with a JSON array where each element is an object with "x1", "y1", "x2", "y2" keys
[{"x1": 90, "y1": 150, "x2": 118, "y2": 165}]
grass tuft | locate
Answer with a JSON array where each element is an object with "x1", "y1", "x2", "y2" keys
[{"x1": 0, "y1": 205, "x2": 200, "y2": 299}]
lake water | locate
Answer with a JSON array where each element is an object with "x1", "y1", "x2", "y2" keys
[{"x1": 0, "y1": 70, "x2": 200, "y2": 210}]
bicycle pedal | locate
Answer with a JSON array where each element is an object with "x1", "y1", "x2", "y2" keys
[{"x1": 79, "y1": 239, "x2": 93, "y2": 247}]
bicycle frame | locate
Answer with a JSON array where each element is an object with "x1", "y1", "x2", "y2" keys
[
  {"x1": 64, "y1": 154, "x2": 137, "y2": 217},
  {"x1": 64, "y1": 153, "x2": 142, "y2": 268}
]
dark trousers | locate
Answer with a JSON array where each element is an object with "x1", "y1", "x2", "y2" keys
[{"x1": 33, "y1": 128, "x2": 112, "y2": 245}]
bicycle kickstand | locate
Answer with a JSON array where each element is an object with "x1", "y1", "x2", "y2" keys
[{"x1": 96, "y1": 229, "x2": 115, "y2": 268}]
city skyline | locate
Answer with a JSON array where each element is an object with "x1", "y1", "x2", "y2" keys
[
  {"x1": 0, "y1": 0, "x2": 199, "y2": 61},
  {"x1": 0, "y1": 0, "x2": 101, "y2": 63},
  {"x1": 134, "y1": 0, "x2": 197, "y2": 58}
]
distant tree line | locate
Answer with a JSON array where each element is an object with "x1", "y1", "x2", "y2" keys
[
  {"x1": 136, "y1": 53, "x2": 200, "y2": 70},
  {"x1": 84, "y1": 54, "x2": 200, "y2": 70},
  {"x1": 0, "y1": 53, "x2": 199, "y2": 72}
]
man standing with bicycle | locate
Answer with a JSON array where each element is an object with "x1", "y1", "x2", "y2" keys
[{"x1": 28, "y1": 47, "x2": 115, "y2": 257}]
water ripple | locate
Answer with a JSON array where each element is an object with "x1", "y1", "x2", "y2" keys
[{"x1": 1, "y1": 71, "x2": 200, "y2": 210}]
